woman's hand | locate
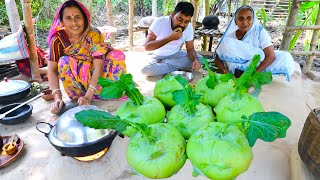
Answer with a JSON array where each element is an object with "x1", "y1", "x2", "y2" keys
[
  {"x1": 51, "y1": 99, "x2": 64, "y2": 114},
  {"x1": 77, "y1": 96, "x2": 92, "y2": 106}
]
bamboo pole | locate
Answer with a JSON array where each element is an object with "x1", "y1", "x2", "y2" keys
[
  {"x1": 192, "y1": 0, "x2": 200, "y2": 31},
  {"x1": 303, "y1": 4, "x2": 320, "y2": 74},
  {"x1": 280, "y1": 0, "x2": 301, "y2": 50},
  {"x1": 201, "y1": 0, "x2": 209, "y2": 51},
  {"x1": 286, "y1": 25, "x2": 320, "y2": 31},
  {"x1": 21, "y1": 0, "x2": 41, "y2": 81},
  {"x1": 297, "y1": 0, "x2": 320, "y2": 2},
  {"x1": 129, "y1": 0, "x2": 134, "y2": 50},
  {"x1": 106, "y1": 0, "x2": 115, "y2": 44},
  {"x1": 228, "y1": 0, "x2": 232, "y2": 22},
  {"x1": 289, "y1": 51, "x2": 320, "y2": 56}
]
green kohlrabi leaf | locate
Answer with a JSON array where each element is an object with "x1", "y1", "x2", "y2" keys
[
  {"x1": 250, "y1": 71, "x2": 272, "y2": 90},
  {"x1": 98, "y1": 74, "x2": 144, "y2": 106},
  {"x1": 219, "y1": 73, "x2": 234, "y2": 82},
  {"x1": 75, "y1": 109, "x2": 151, "y2": 137},
  {"x1": 234, "y1": 54, "x2": 272, "y2": 99},
  {"x1": 75, "y1": 109, "x2": 130, "y2": 132},
  {"x1": 172, "y1": 77, "x2": 200, "y2": 115},
  {"x1": 244, "y1": 112, "x2": 291, "y2": 147}
]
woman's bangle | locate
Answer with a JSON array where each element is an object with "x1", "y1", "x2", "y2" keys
[
  {"x1": 88, "y1": 87, "x2": 95, "y2": 94},
  {"x1": 223, "y1": 69, "x2": 227, "y2": 74},
  {"x1": 88, "y1": 85, "x2": 97, "y2": 91},
  {"x1": 52, "y1": 89, "x2": 61, "y2": 95}
]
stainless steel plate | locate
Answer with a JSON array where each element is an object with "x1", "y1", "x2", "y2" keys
[{"x1": 169, "y1": 71, "x2": 194, "y2": 82}]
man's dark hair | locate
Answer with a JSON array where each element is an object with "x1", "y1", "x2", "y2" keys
[{"x1": 173, "y1": 2, "x2": 194, "y2": 17}]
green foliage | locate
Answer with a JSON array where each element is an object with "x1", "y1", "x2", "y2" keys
[
  {"x1": 256, "y1": 7, "x2": 267, "y2": 28},
  {"x1": 99, "y1": 73, "x2": 144, "y2": 106},
  {"x1": 164, "y1": 0, "x2": 175, "y2": 16},
  {"x1": 243, "y1": 112, "x2": 291, "y2": 147},
  {"x1": 289, "y1": 2, "x2": 319, "y2": 51}
]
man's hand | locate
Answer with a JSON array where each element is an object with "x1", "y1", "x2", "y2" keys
[
  {"x1": 192, "y1": 59, "x2": 201, "y2": 70},
  {"x1": 170, "y1": 28, "x2": 183, "y2": 41}
]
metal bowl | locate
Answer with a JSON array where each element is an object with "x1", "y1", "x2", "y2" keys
[
  {"x1": 169, "y1": 71, "x2": 194, "y2": 82},
  {"x1": 0, "y1": 103, "x2": 33, "y2": 125},
  {"x1": 51, "y1": 105, "x2": 113, "y2": 146},
  {"x1": 36, "y1": 105, "x2": 118, "y2": 157}
]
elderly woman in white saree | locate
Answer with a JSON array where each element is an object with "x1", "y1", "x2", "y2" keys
[{"x1": 214, "y1": 5, "x2": 295, "y2": 81}]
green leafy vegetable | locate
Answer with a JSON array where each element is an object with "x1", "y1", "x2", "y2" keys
[
  {"x1": 75, "y1": 109, "x2": 151, "y2": 138},
  {"x1": 194, "y1": 58, "x2": 235, "y2": 107},
  {"x1": 98, "y1": 73, "x2": 143, "y2": 106},
  {"x1": 75, "y1": 110, "x2": 187, "y2": 179},
  {"x1": 243, "y1": 112, "x2": 291, "y2": 146},
  {"x1": 167, "y1": 76, "x2": 215, "y2": 139},
  {"x1": 172, "y1": 76, "x2": 201, "y2": 115},
  {"x1": 234, "y1": 54, "x2": 272, "y2": 98},
  {"x1": 99, "y1": 73, "x2": 166, "y2": 137},
  {"x1": 186, "y1": 111, "x2": 291, "y2": 179},
  {"x1": 154, "y1": 74, "x2": 185, "y2": 108},
  {"x1": 187, "y1": 122, "x2": 253, "y2": 180}
]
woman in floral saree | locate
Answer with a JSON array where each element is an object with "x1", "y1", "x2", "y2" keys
[
  {"x1": 214, "y1": 5, "x2": 295, "y2": 81},
  {"x1": 48, "y1": 0, "x2": 126, "y2": 114}
]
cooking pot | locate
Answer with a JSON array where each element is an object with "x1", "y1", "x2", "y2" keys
[
  {"x1": 0, "y1": 103, "x2": 33, "y2": 125},
  {"x1": 0, "y1": 78, "x2": 30, "y2": 104},
  {"x1": 36, "y1": 105, "x2": 120, "y2": 157}
]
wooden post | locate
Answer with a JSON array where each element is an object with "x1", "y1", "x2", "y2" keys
[
  {"x1": 129, "y1": 0, "x2": 134, "y2": 50},
  {"x1": 241, "y1": 0, "x2": 249, "y2": 5},
  {"x1": 21, "y1": 0, "x2": 41, "y2": 81},
  {"x1": 192, "y1": 0, "x2": 199, "y2": 31},
  {"x1": 106, "y1": 0, "x2": 115, "y2": 44},
  {"x1": 228, "y1": 0, "x2": 232, "y2": 23},
  {"x1": 202, "y1": 0, "x2": 209, "y2": 51},
  {"x1": 303, "y1": 4, "x2": 320, "y2": 74},
  {"x1": 5, "y1": 0, "x2": 20, "y2": 33},
  {"x1": 280, "y1": 0, "x2": 301, "y2": 50},
  {"x1": 152, "y1": 0, "x2": 157, "y2": 17}
]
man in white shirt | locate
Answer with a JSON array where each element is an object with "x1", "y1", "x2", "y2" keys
[{"x1": 142, "y1": 2, "x2": 202, "y2": 76}]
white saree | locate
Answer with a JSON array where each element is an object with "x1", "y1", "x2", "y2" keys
[{"x1": 215, "y1": 15, "x2": 295, "y2": 81}]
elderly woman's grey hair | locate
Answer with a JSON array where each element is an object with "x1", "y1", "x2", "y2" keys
[{"x1": 234, "y1": 5, "x2": 254, "y2": 21}]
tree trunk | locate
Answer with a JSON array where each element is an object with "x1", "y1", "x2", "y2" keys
[
  {"x1": 106, "y1": 0, "x2": 115, "y2": 44},
  {"x1": 5, "y1": 0, "x2": 21, "y2": 33},
  {"x1": 303, "y1": 4, "x2": 320, "y2": 74},
  {"x1": 192, "y1": 0, "x2": 199, "y2": 31},
  {"x1": 202, "y1": 0, "x2": 210, "y2": 51},
  {"x1": 129, "y1": 0, "x2": 134, "y2": 49},
  {"x1": 21, "y1": 0, "x2": 41, "y2": 81}
]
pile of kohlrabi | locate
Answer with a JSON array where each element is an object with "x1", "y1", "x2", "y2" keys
[{"x1": 75, "y1": 55, "x2": 292, "y2": 180}]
